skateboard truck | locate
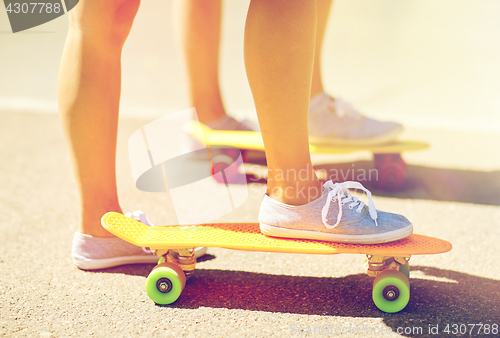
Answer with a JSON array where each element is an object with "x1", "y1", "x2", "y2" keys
[
  {"x1": 366, "y1": 255, "x2": 411, "y2": 278},
  {"x1": 155, "y1": 248, "x2": 197, "y2": 279}
]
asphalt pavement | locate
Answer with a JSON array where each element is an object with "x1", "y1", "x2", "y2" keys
[{"x1": 1, "y1": 1, "x2": 500, "y2": 337}]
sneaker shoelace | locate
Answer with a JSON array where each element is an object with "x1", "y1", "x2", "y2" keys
[
  {"x1": 321, "y1": 181, "x2": 379, "y2": 229},
  {"x1": 328, "y1": 97, "x2": 362, "y2": 120}
]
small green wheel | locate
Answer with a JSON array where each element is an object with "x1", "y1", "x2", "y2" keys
[
  {"x1": 146, "y1": 263, "x2": 186, "y2": 305},
  {"x1": 372, "y1": 270, "x2": 410, "y2": 313},
  {"x1": 399, "y1": 262, "x2": 410, "y2": 279}
]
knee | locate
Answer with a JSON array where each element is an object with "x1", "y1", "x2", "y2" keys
[{"x1": 68, "y1": 0, "x2": 141, "y2": 45}]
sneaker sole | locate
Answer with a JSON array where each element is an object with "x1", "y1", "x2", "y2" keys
[
  {"x1": 260, "y1": 222, "x2": 413, "y2": 244},
  {"x1": 72, "y1": 255, "x2": 159, "y2": 270},
  {"x1": 73, "y1": 247, "x2": 208, "y2": 270}
]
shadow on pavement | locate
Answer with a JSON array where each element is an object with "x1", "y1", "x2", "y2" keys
[
  {"x1": 103, "y1": 263, "x2": 499, "y2": 322},
  {"x1": 312, "y1": 161, "x2": 500, "y2": 206},
  {"x1": 171, "y1": 267, "x2": 499, "y2": 325},
  {"x1": 90, "y1": 261, "x2": 499, "y2": 336},
  {"x1": 382, "y1": 266, "x2": 500, "y2": 337},
  {"x1": 176, "y1": 153, "x2": 500, "y2": 206},
  {"x1": 89, "y1": 264, "x2": 156, "y2": 277},
  {"x1": 237, "y1": 157, "x2": 500, "y2": 206}
]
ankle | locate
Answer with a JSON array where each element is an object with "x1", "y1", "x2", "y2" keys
[
  {"x1": 79, "y1": 204, "x2": 122, "y2": 237},
  {"x1": 266, "y1": 179, "x2": 322, "y2": 206},
  {"x1": 192, "y1": 101, "x2": 226, "y2": 124}
]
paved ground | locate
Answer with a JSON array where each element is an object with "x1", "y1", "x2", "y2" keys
[
  {"x1": 1, "y1": 1, "x2": 500, "y2": 337},
  {"x1": 1, "y1": 112, "x2": 499, "y2": 337}
]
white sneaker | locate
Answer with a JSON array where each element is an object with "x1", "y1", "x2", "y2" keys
[
  {"x1": 71, "y1": 211, "x2": 207, "y2": 270},
  {"x1": 308, "y1": 93, "x2": 403, "y2": 145},
  {"x1": 259, "y1": 181, "x2": 413, "y2": 244}
]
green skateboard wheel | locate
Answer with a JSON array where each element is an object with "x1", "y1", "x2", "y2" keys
[
  {"x1": 146, "y1": 263, "x2": 186, "y2": 305},
  {"x1": 372, "y1": 270, "x2": 410, "y2": 313}
]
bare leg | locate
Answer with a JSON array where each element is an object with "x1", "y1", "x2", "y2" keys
[
  {"x1": 311, "y1": 0, "x2": 333, "y2": 98},
  {"x1": 58, "y1": 0, "x2": 140, "y2": 237},
  {"x1": 246, "y1": 0, "x2": 413, "y2": 245},
  {"x1": 173, "y1": 0, "x2": 226, "y2": 124},
  {"x1": 245, "y1": 0, "x2": 321, "y2": 205}
]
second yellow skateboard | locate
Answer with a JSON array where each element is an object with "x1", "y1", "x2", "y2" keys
[{"x1": 185, "y1": 122, "x2": 429, "y2": 190}]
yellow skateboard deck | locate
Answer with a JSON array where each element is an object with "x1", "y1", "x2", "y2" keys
[
  {"x1": 102, "y1": 212, "x2": 451, "y2": 256},
  {"x1": 102, "y1": 212, "x2": 451, "y2": 313},
  {"x1": 184, "y1": 121, "x2": 429, "y2": 189},
  {"x1": 184, "y1": 121, "x2": 429, "y2": 155}
]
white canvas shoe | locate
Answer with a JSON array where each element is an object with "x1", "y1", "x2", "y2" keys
[{"x1": 309, "y1": 93, "x2": 403, "y2": 145}]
